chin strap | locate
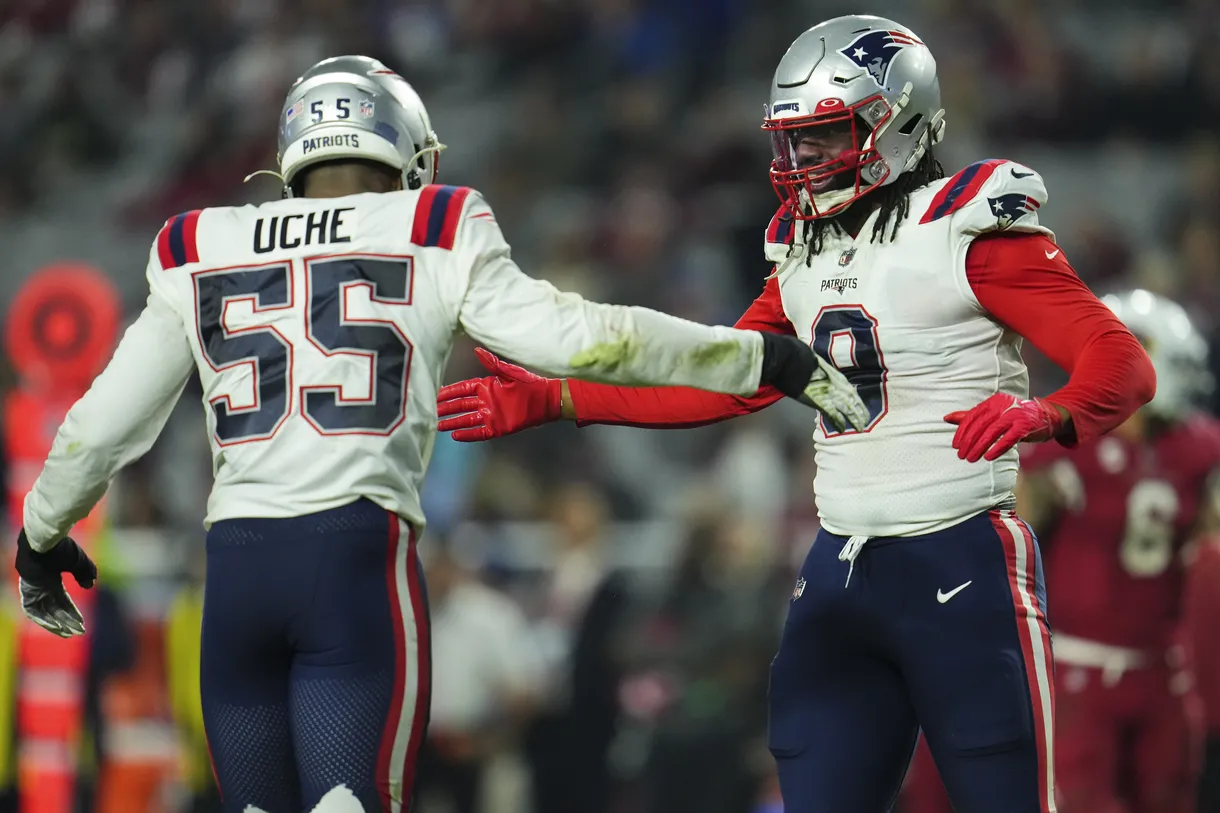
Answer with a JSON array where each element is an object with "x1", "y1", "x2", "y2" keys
[
  {"x1": 242, "y1": 168, "x2": 292, "y2": 198},
  {"x1": 243, "y1": 168, "x2": 284, "y2": 184}
]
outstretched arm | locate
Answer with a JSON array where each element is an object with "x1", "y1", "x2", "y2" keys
[
  {"x1": 439, "y1": 275, "x2": 796, "y2": 441},
  {"x1": 567, "y1": 276, "x2": 794, "y2": 428},
  {"x1": 23, "y1": 286, "x2": 194, "y2": 550}
]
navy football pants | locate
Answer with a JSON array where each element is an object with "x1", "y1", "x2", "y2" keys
[
  {"x1": 768, "y1": 508, "x2": 1056, "y2": 813},
  {"x1": 201, "y1": 499, "x2": 430, "y2": 813}
]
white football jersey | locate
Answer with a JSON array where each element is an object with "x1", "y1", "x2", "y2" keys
[
  {"x1": 24, "y1": 185, "x2": 766, "y2": 549},
  {"x1": 767, "y1": 159, "x2": 1053, "y2": 537}
]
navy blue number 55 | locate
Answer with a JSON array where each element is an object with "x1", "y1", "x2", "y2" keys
[
  {"x1": 811, "y1": 305, "x2": 888, "y2": 435},
  {"x1": 195, "y1": 256, "x2": 413, "y2": 445}
]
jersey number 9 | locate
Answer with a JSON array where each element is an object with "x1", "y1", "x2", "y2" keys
[{"x1": 811, "y1": 305, "x2": 888, "y2": 435}]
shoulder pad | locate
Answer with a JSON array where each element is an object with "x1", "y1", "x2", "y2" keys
[
  {"x1": 919, "y1": 159, "x2": 1051, "y2": 238},
  {"x1": 763, "y1": 202, "x2": 797, "y2": 265},
  {"x1": 155, "y1": 209, "x2": 204, "y2": 270},
  {"x1": 410, "y1": 185, "x2": 475, "y2": 251}
]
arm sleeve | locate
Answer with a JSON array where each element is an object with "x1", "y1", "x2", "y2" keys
[
  {"x1": 455, "y1": 193, "x2": 764, "y2": 395},
  {"x1": 966, "y1": 232, "x2": 1156, "y2": 445},
  {"x1": 569, "y1": 276, "x2": 793, "y2": 428},
  {"x1": 22, "y1": 281, "x2": 195, "y2": 551}
]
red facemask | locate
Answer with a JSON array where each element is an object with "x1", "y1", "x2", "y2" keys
[{"x1": 762, "y1": 94, "x2": 892, "y2": 220}]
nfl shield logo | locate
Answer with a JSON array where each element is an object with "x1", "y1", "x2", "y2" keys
[
  {"x1": 360, "y1": 100, "x2": 375, "y2": 118},
  {"x1": 838, "y1": 248, "x2": 856, "y2": 267},
  {"x1": 792, "y1": 577, "x2": 806, "y2": 599}
]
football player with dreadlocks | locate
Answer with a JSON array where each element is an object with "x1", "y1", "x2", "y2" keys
[
  {"x1": 12, "y1": 56, "x2": 863, "y2": 813},
  {"x1": 436, "y1": 15, "x2": 1157, "y2": 813}
]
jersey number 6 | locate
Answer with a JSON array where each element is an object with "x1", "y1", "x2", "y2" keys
[
  {"x1": 194, "y1": 255, "x2": 412, "y2": 444},
  {"x1": 811, "y1": 305, "x2": 888, "y2": 435}
]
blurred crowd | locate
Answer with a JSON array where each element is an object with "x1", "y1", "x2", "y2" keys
[{"x1": 2, "y1": 0, "x2": 1220, "y2": 810}]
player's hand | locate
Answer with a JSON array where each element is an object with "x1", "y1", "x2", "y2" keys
[
  {"x1": 14, "y1": 528, "x2": 96, "y2": 638},
  {"x1": 759, "y1": 333, "x2": 870, "y2": 432},
  {"x1": 437, "y1": 348, "x2": 562, "y2": 442},
  {"x1": 801, "y1": 353, "x2": 872, "y2": 433},
  {"x1": 944, "y1": 393, "x2": 1065, "y2": 463}
]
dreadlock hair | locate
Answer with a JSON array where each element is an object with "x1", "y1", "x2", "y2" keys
[{"x1": 797, "y1": 146, "x2": 945, "y2": 258}]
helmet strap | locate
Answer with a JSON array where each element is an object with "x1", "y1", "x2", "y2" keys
[{"x1": 404, "y1": 138, "x2": 447, "y2": 189}]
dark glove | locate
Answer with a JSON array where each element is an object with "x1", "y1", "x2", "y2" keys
[
  {"x1": 15, "y1": 528, "x2": 97, "y2": 637},
  {"x1": 760, "y1": 332, "x2": 870, "y2": 432}
]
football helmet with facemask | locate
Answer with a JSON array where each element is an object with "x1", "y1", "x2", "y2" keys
[
  {"x1": 265, "y1": 55, "x2": 444, "y2": 197},
  {"x1": 763, "y1": 15, "x2": 946, "y2": 220},
  {"x1": 1103, "y1": 289, "x2": 1213, "y2": 420}
]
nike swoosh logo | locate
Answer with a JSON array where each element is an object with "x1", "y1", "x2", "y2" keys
[
  {"x1": 937, "y1": 581, "x2": 973, "y2": 603},
  {"x1": 1011, "y1": 169, "x2": 1034, "y2": 178},
  {"x1": 1045, "y1": 249, "x2": 1060, "y2": 259}
]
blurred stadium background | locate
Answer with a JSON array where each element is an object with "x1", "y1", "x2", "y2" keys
[{"x1": 1, "y1": 0, "x2": 1218, "y2": 810}]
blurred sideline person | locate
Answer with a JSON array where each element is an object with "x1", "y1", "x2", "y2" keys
[
  {"x1": 526, "y1": 483, "x2": 629, "y2": 813},
  {"x1": 419, "y1": 541, "x2": 540, "y2": 813},
  {"x1": 11, "y1": 54, "x2": 860, "y2": 813},
  {"x1": 439, "y1": 14, "x2": 1158, "y2": 813},
  {"x1": 166, "y1": 544, "x2": 221, "y2": 813}
]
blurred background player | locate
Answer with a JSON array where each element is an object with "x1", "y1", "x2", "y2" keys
[
  {"x1": 11, "y1": 53, "x2": 864, "y2": 813},
  {"x1": 904, "y1": 291, "x2": 1220, "y2": 813},
  {"x1": 438, "y1": 13, "x2": 1156, "y2": 813},
  {"x1": 419, "y1": 537, "x2": 542, "y2": 813},
  {"x1": 1017, "y1": 290, "x2": 1218, "y2": 813}
]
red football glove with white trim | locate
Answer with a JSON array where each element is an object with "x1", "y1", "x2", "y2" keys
[
  {"x1": 437, "y1": 348, "x2": 562, "y2": 442},
  {"x1": 944, "y1": 393, "x2": 1065, "y2": 463}
]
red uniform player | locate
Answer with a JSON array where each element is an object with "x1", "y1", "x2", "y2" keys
[
  {"x1": 903, "y1": 289, "x2": 1219, "y2": 813},
  {"x1": 1018, "y1": 290, "x2": 1218, "y2": 813}
]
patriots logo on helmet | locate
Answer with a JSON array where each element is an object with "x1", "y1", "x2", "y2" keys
[
  {"x1": 839, "y1": 30, "x2": 923, "y2": 87},
  {"x1": 987, "y1": 193, "x2": 1041, "y2": 229}
]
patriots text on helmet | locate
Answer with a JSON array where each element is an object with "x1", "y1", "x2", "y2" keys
[{"x1": 302, "y1": 133, "x2": 361, "y2": 154}]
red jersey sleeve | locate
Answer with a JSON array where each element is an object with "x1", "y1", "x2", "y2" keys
[
  {"x1": 568, "y1": 276, "x2": 792, "y2": 428},
  {"x1": 965, "y1": 232, "x2": 1156, "y2": 445}
]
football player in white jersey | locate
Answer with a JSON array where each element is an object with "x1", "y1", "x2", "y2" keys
[
  {"x1": 436, "y1": 15, "x2": 1158, "y2": 813},
  {"x1": 11, "y1": 56, "x2": 867, "y2": 813}
]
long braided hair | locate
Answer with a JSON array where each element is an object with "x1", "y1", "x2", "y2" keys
[{"x1": 796, "y1": 148, "x2": 945, "y2": 258}]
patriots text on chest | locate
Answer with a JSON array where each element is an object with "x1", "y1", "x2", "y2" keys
[{"x1": 253, "y1": 207, "x2": 355, "y2": 253}]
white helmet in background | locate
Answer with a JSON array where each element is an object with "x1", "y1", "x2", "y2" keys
[
  {"x1": 1103, "y1": 289, "x2": 1213, "y2": 420},
  {"x1": 762, "y1": 15, "x2": 946, "y2": 219},
  {"x1": 276, "y1": 55, "x2": 444, "y2": 196}
]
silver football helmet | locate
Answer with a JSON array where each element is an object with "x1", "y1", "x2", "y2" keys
[
  {"x1": 274, "y1": 56, "x2": 444, "y2": 196},
  {"x1": 1103, "y1": 289, "x2": 1213, "y2": 419},
  {"x1": 762, "y1": 15, "x2": 946, "y2": 219}
]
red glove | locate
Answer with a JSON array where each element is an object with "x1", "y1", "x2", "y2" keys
[
  {"x1": 437, "y1": 348, "x2": 562, "y2": 442},
  {"x1": 944, "y1": 393, "x2": 1065, "y2": 463}
]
